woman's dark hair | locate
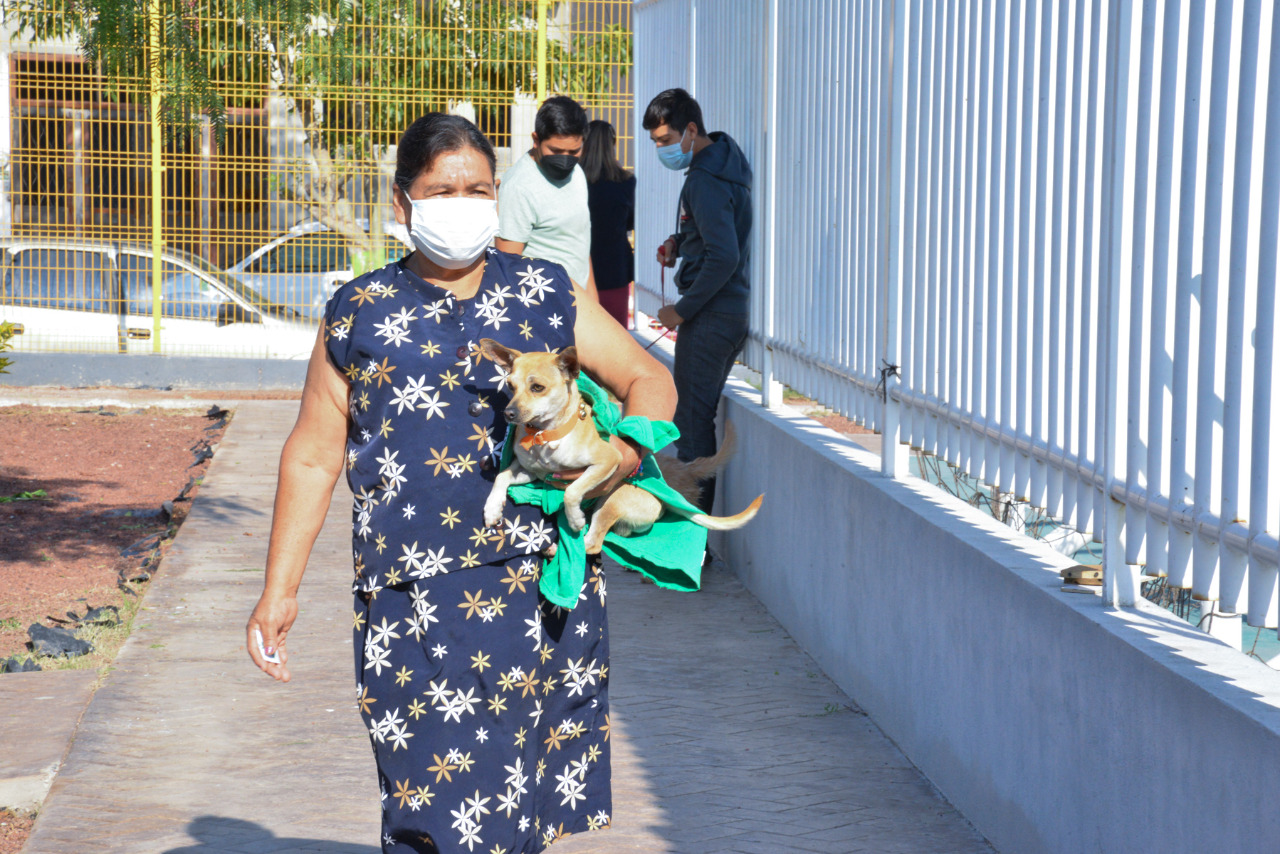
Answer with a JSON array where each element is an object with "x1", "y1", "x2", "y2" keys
[
  {"x1": 580, "y1": 120, "x2": 630, "y2": 184},
  {"x1": 534, "y1": 95, "x2": 588, "y2": 141},
  {"x1": 642, "y1": 88, "x2": 706, "y2": 136},
  {"x1": 394, "y1": 113, "x2": 496, "y2": 191}
]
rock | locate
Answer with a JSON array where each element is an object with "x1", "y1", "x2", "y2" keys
[
  {"x1": 103, "y1": 507, "x2": 166, "y2": 521},
  {"x1": 28, "y1": 623, "x2": 93, "y2": 658},
  {"x1": 161, "y1": 500, "x2": 175, "y2": 522},
  {"x1": 205, "y1": 404, "x2": 230, "y2": 420},
  {"x1": 0, "y1": 655, "x2": 41, "y2": 673},
  {"x1": 121, "y1": 531, "x2": 163, "y2": 557},
  {"x1": 82, "y1": 605, "x2": 119, "y2": 626}
]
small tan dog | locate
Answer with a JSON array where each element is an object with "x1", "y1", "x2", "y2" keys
[{"x1": 479, "y1": 339, "x2": 763, "y2": 554}]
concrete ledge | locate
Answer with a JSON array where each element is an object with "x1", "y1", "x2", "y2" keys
[
  {"x1": 0, "y1": 670, "x2": 99, "y2": 812},
  {"x1": 0, "y1": 352, "x2": 307, "y2": 391},
  {"x1": 707, "y1": 378, "x2": 1280, "y2": 854}
]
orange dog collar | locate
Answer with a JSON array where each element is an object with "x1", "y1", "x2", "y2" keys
[{"x1": 519, "y1": 402, "x2": 589, "y2": 451}]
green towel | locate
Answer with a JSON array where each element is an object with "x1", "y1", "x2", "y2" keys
[{"x1": 499, "y1": 373, "x2": 706, "y2": 609}]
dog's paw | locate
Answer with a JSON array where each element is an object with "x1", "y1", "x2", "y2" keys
[
  {"x1": 541, "y1": 543, "x2": 557, "y2": 559},
  {"x1": 565, "y1": 505, "x2": 587, "y2": 532},
  {"x1": 483, "y1": 504, "x2": 505, "y2": 530}
]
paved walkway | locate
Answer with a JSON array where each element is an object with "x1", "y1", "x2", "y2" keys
[{"x1": 19, "y1": 400, "x2": 993, "y2": 853}]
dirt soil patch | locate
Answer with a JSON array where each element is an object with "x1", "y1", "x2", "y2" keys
[
  {"x1": 0, "y1": 404, "x2": 229, "y2": 661},
  {"x1": 0, "y1": 808, "x2": 34, "y2": 854}
]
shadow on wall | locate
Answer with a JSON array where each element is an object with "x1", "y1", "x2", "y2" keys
[{"x1": 163, "y1": 815, "x2": 380, "y2": 853}]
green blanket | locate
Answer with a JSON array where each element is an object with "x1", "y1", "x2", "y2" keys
[{"x1": 498, "y1": 374, "x2": 705, "y2": 609}]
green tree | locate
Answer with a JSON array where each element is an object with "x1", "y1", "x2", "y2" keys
[{"x1": 0, "y1": 0, "x2": 630, "y2": 253}]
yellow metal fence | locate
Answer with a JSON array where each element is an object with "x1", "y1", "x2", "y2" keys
[{"x1": 0, "y1": 0, "x2": 632, "y2": 359}]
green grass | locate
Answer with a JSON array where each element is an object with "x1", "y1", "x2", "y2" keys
[
  {"x1": 25, "y1": 582, "x2": 149, "y2": 672},
  {"x1": 0, "y1": 617, "x2": 21, "y2": 631},
  {"x1": 0, "y1": 489, "x2": 47, "y2": 503}
]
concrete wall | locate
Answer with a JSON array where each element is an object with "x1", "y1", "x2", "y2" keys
[
  {"x1": 707, "y1": 377, "x2": 1280, "y2": 854},
  {"x1": 0, "y1": 352, "x2": 307, "y2": 391}
]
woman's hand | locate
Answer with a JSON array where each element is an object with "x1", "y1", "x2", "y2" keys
[
  {"x1": 246, "y1": 592, "x2": 298, "y2": 683},
  {"x1": 549, "y1": 437, "x2": 643, "y2": 499}
]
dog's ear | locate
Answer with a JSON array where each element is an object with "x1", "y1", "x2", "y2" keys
[
  {"x1": 478, "y1": 338, "x2": 519, "y2": 370},
  {"x1": 556, "y1": 346, "x2": 580, "y2": 381}
]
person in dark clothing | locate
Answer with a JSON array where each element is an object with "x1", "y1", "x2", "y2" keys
[
  {"x1": 581, "y1": 120, "x2": 636, "y2": 328},
  {"x1": 643, "y1": 88, "x2": 752, "y2": 514}
]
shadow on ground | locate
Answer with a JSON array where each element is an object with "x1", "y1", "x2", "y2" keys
[{"x1": 162, "y1": 815, "x2": 380, "y2": 854}]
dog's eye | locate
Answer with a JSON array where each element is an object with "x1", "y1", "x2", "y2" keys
[{"x1": 529, "y1": 383, "x2": 545, "y2": 393}]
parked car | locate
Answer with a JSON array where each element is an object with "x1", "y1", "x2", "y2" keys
[
  {"x1": 225, "y1": 220, "x2": 412, "y2": 320},
  {"x1": 0, "y1": 237, "x2": 317, "y2": 359}
]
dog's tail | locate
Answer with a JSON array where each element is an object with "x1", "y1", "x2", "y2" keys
[
  {"x1": 658, "y1": 421, "x2": 738, "y2": 507},
  {"x1": 676, "y1": 420, "x2": 738, "y2": 482},
  {"x1": 690, "y1": 493, "x2": 765, "y2": 531}
]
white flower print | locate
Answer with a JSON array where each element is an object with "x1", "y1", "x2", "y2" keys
[
  {"x1": 424, "y1": 679, "x2": 452, "y2": 706},
  {"x1": 375, "y1": 318, "x2": 412, "y2": 348},
  {"x1": 474, "y1": 291, "x2": 503, "y2": 320},
  {"x1": 423, "y1": 299, "x2": 450, "y2": 322},
  {"x1": 442, "y1": 686, "x2": 480, "y2": 722},
  {"x1": 496, "y1": 788, "x2": 520, "y2": 817},
  {"x1": 482, "y1": 305, "x2": 511, "y2": 330},
  {"x1": 419, "y1": 389, "x2": 449, "y2": 420},
  {"x1": 368, "y1": 616, "x2": 401, "y2": 647},
  {"x1": 575, "y1": 621, "x2": 589, "y2": 637},
  {"x1": 464, "y1": 789, "x2": 492, "y2": 821},
  {"x1": 397, "y1": 541, "x2": 426, "y2": 574},
  {"x1": 403, "y1": 374, "x2": 431, "y2": 401},
  {"x1": 387, "y1": 717, "x2": 413, "y2": 751},
  {"x1": 432, "y1": 643, "x2": 448, "y2": 658},
  {"x1": 402, "y1": 503, "x2": 416, "y2": 520},
  {"x1": 419, "y1": 546, "x2": 453, "y2": 577},
  {"x1": 524, "y1": 609, "x2": 543, "y2": 651},
  {"x1": 548, "y1": 313, "x2": 564, "y2": 328},
  {"x1": 504, "y1": 758, "x2": 528, "y2": 794},
  {"x1": 389, "y1": 383, "x2": 418, "y2": 415},
  {"x1": 487, "y1": 364, "x2": 510, "y2": 392},
  {"x1": 389, "y1": 306, "x2": 417, "y2": 327},
  {"x1": 490, "y1": 283, "x2": 513, "y2": 304},
  {"x1": 364, "y1": 643, "x2": 392, "y2": 675}
]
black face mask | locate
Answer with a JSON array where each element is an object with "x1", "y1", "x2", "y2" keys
[{"x1": 539, "y1": 154, "x2": 578, "y2": 181}]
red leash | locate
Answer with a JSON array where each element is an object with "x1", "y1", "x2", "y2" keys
[{"x1": 644, "y1": 247, "x2": 674, "y2": 351}]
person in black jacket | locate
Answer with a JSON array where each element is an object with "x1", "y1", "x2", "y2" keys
[
  {"x1": 643, "y1": 88, "x2": 752, "y2": 513},
  {"x1": 582, "y1": 120, "x2": 636, "y2": 328}
]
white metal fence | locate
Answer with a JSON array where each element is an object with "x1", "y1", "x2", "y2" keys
[{"x1": 632, "y1": 0, "x2": 1280, "y2": 634}]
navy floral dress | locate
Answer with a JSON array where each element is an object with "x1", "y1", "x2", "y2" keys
[{"x1": 323, "y1": 249, "x2": 611, "y2": 853}]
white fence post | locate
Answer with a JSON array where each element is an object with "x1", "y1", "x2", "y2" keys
[{"x1": 881, "y1": 0, "x2": 908, "y2": 478}]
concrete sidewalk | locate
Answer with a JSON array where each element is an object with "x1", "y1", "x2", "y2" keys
[{"x1": 19, "y1": 400, "x2": 993, "y2": 853}]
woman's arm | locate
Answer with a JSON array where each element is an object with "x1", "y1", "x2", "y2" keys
[
  {"x1": 572, "y1": 282, "x2": 677, "y2": 495},
  {"x1": 246, "y1": 329, "x2": 350, "y2": 682}
]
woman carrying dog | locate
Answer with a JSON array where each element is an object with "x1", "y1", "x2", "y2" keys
[{"x1": 245, "y1": 113, "x2": 675, "y2": 853}]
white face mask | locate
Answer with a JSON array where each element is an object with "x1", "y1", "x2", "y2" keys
[{"x1": 408, "y1": 197, "x2": 499, "y2": 270}]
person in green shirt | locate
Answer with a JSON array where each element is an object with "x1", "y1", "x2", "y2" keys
[{"x1": 496, "y1": 95, "x2": 599, "y2": 302}]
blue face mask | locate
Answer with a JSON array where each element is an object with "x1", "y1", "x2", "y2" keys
[{"x1": 656, "y1": 129, "x2": 693, "y2": 171}]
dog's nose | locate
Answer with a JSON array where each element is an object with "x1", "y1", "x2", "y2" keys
[{"x1": 503, "y1": 406, "x2": 518, "y2": 423}]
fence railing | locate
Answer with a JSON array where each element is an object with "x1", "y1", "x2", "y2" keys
[
  {"x1": 633, "y1": 0, "x2": 1280, "y2": 638},
  {"x1": 0, "y1": 0, "x2": 632, "y2": 358}
]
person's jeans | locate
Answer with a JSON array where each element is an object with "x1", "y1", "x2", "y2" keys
[{"x1": 671, "y1": 309, "x2": 749, "y2": 513}]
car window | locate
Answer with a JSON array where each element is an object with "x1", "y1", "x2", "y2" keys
[
  {"x1": 250, "y1": 233, "x2": 349, "y2": 274},
  {"x1": 1, "y1": 248, "x2": 115, "y2": 312},
  {"x1": 118, "y1": 253, "x2": 228, "y2": 320}
]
